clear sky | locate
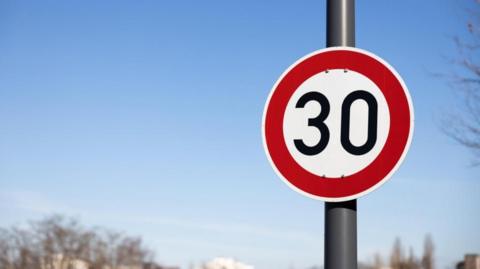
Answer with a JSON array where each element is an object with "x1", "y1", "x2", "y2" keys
[{"x1": 0, "y1": 1, "x2": 479, "y2": 269}]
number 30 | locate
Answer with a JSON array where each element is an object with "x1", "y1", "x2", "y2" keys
[{"x1": 294, "y1": 90, "x2": 378, "y2": 156}]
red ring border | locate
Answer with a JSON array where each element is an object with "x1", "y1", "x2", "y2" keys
[{"x1": 263, "y1": 47, "x2": 413, "y2": 201}]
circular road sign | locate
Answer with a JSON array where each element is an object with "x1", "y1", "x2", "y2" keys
[{"x1": 262, "y1": 47, "x2": 414, "y2": 202}]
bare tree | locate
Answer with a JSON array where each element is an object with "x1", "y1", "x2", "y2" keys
[
  {"x1": 442, "y1": 0, "x2": 480, "y2": 162},
  {"x1": 389, "y1": 238, "x2": 425, "y2": 269},
  {"x1": 373, "y1": 252, "x2": 384, "y2": 269},
  {"x1": 30, "y1": 215, "x2": 91, "y2": 269},
  {"x1": 390, "y1": 238, "x2": 406, "y2": 269},
  {"x1": 421, "y1": 235, "x2": 434, "y2": 269},
  {"x1": 0, "y1": 215, "x2": 154, "y2": 269},
  {"x1": 365, "y1": 236, "x2": 433, "y2": 269},
  {"x1": 407, "y1": 247, "x2": 420, "y2": 269}
]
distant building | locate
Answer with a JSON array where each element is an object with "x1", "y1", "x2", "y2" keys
[
  {"x1": 197, "y1": 257, "x2": 254, "y2": 269},
  {"x1": 40, "y1": 254, "x2": 89, "y2": 269},
  {"x1": 456, "y1": 254, "x2": 480, "y2": 269},
  {"x1": 143, "y1": 262, "x2": 180, "y2": 269},
  {"x1": 38, "y1": 255, "x2": 177, "y2": 269}
]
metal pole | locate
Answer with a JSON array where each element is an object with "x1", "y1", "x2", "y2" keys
[
  {"x1": 325, "y1": 1, "x2": 357, "y2": 269},
  {"x1": 326, "y1": 0, "x2": 355, "y2": 47}
]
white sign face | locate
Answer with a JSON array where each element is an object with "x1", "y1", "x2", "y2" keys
[
  {"x1": 263, "y1": 47, "x2": 414, "y2": 201},
  {"x1": 282, "y1": 69, "x2": 390, "y2": 178}
]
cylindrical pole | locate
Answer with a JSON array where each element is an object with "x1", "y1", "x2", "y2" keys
[
  {"x1": 325, "y1": 200, "x2": 357, "y2": 269},
  {"x1": 325, "y1": 1, "x2": 357, "y2": 269},
  {"x1": 326, "y1": 0, "x2": 355, "y2": 47}
]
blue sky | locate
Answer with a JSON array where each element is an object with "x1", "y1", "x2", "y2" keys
[{"x1": 0, "y1": 1, "x2": 479, "y2": 269}]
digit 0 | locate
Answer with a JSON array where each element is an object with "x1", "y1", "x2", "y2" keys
[{"x1": 341, "y1": 90, "x2": 378, "y2": 155}]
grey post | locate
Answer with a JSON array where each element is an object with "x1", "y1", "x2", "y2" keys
[{"x1": 325, "y1": 1, "x2": 357, "y2": 269}]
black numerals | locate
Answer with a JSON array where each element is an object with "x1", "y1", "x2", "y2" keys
[
  {"x1": 294, "y1": 92, "x2": 330, "y2": 156},
  {"x1": 341, "y1": 90, "x2": 378, "y2": 155},
  {"x1": 294, "y1": 90, "x2": 378, "y2": 156}
]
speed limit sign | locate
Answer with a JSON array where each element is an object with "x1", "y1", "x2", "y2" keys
[{"x1": 262, "y1": 47, "x2": 414, "y2": 202}]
